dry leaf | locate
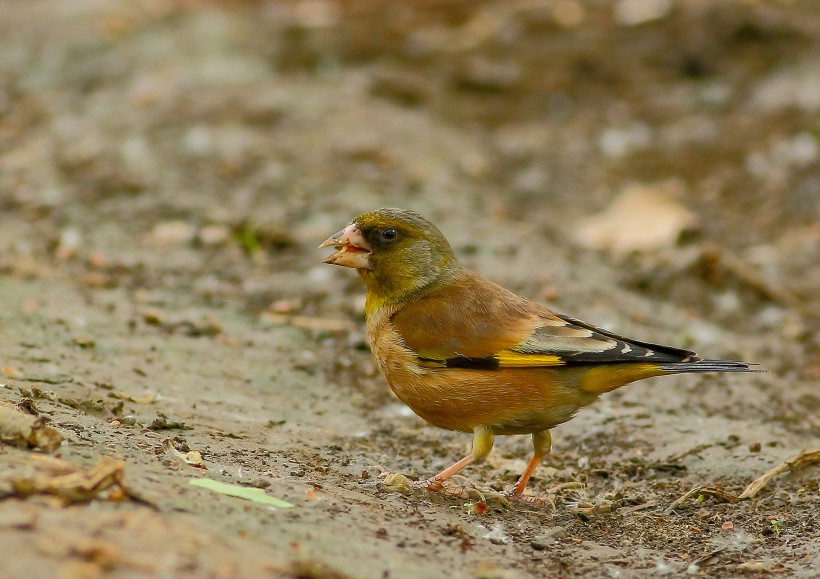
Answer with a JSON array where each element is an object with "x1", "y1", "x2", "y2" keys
[
  {"x1": 0, "y1": 405, "x2": 63, "y2": 453},
  {"x1": 161, "y1": 438, "x2": 206, "y2": 469},
  {"x1": 575, "y1": 183, "x2": 698, "y2": 253},
  {"x1": 11, "y1": 456, "x2": 125, "y2": 504}
]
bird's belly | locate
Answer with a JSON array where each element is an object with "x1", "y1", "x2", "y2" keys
[{"x1": 388, "y1": 366, "x2": 590, "y2": 435}]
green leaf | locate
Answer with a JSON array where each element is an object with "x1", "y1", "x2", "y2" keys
[{"x1": 189, "y1": 478, "x2": 294, "y2": 508}]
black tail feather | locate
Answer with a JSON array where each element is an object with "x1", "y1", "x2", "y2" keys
[{"x1": 659, "y1": 360, "x2": 763, "y2": 374}]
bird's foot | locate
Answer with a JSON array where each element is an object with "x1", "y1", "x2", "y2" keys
[
  {"x1": 378, "y1": 472, "x2": 475, "y2": 501},
  {"x1": 414, "y1": 477, "x2": 474, "y2": 500},
  {"x1": 504, "y1": 490, "x2": 556, "y2": 510},
  {"x1": 419, "y1": 480, "x2": 516, "y2": 510}
]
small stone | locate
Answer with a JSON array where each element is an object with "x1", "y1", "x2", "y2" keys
[
  {"x1": 594, "y1": 497, "x2": 614, "y2": 513},
  {"x1": 552, "y1": 1, "x2": 585, "y2": 28},
  {"x1": 599, "y1": 122, "x2": 651, "y2": 158},
  {"x1": 73, "y1": 336, "x2": 95, "y2": 349},
  {"x1": 531, "y1": 527, "x2": 568, "y2": 549},
  {"x1": 199, "y1": 225, "x2": 231, "y2": 246},
  {"x1": 615, "y1": 0, "x2": 672, "y2": 26},
  {"x1": 147, "y1": 221, "x2": 196, "y2": 247},
  {"x1": 380, "y1": 472, "x2": 413, "y2": 495},
  {"x1": 457, "y1": 58, "x2": 521, "y2": 92}
]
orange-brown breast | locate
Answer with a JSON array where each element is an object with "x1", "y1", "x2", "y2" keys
[{"x1": 389, "y1": 271, "x2": 542, "y2": 360}]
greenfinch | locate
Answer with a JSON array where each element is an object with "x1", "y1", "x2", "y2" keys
[{"x1": 321, "y1": 208, "x2": 756, "y2": 504}]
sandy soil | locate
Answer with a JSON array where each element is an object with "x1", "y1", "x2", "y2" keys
[{"x1": 1, "y1": 1, "x2": 819, "y2": 577}]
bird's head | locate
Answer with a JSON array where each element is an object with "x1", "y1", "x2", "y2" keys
[{"x1": 320, "y1": 208, "x2": 458, "y2": 306}]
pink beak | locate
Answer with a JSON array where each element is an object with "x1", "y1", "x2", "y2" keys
[{"x1": 319, "y1": 223, "x2": 373, "y2": 269}]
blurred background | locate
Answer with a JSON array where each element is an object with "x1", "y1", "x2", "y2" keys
[
  {"x1": 3, "y1": 0, "x2": 819, "y2": 381},
  {"x1": 2, "y1": 0, "x2": 819, "y2": 335},
  {"x1": 1, "y1": 1, "x2": 819, "y2": 577}
]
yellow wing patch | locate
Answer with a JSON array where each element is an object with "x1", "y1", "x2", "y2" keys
[{"x1": 496, "y1": 351, "x2": 565, "y2": 367}]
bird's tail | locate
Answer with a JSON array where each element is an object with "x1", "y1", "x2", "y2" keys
[{"x1": 658, "y1": 359, "x2": 762, "y2": 374}]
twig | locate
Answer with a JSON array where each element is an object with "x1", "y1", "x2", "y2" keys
[
  {"x1": 619, "y1": 500, "x2": 657, "y2": 515},
  {"x1": 702, "y1": 244, "x2": 801, "y2": 309},
  {"x1": 666, "y1": 486, "x2": 739, "y2": 513},
  {"x1": 667, "y1": 448, "x2": 820, "y2": 512},
  {"x1": 738, "y1": 448, "x2": 820, "y2": 499}
]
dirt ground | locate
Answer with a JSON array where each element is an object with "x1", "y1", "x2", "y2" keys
[{"x1": 1, "y1": 1, "x2": 819, "y2": 577}]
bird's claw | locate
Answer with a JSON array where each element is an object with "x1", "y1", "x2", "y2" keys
[
  {"x1": 414, "y1": 478, "x2": 473, "y2": 500},
  {"x1": 379, "y1": 470, "x2": 550, "y2": 509},
  {"x1": 503, "y1": 490, "x2": 556, "y2": 510},
  {"x1": 378, "y1": 472, "x2": 473, "y2": 500},
  {"x1": 417, "y1": 480, "x2": 514, "y2": 509}
]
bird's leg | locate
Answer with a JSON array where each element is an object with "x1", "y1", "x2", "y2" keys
[
  {"x1": 417, "y1": 425, "x2": 494, "y2": 496},
  {"x1": 507, "y1": 430, "x2": 552, "y2": 504}
]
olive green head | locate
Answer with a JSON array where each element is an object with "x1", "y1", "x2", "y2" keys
[{"x1": 320, "y1": 208, "x2": 458, "y2": 307}]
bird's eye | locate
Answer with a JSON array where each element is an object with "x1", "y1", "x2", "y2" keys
[{"x1": 380, "y1": 227, "x2": 398, "y2": 242}]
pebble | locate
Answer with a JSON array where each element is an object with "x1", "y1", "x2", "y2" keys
[
  {"x1": 457, "y1": 58, "x2": 521, "y2": 92},
  {"x1": 147, "y1": 221, "x2": 196, "y2": 247},
  {"x1": 530, "y1": 526, "x2": 568, "y2": 550},
  {"x1": 615, "y1": 0, "x2": 672, "y2": 26}
]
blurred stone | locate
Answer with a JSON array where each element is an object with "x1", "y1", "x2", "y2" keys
[
  {"x1": 744, "y1": 151, "x2": 770, "y2": 178},
  {"x1": 772, "y1": 133, "x2": 818, "y2": 167},
  {"x1": 494, "y1": 125, "x2": 547, "y2": 160},
  {"x1": 199, "y1": 225, "x2": 231, "y2": 246},
  {"x1": 403, "y1": 26, "x2": 449, "y2": 58},
  {"x1": 745, "y1": 133, "x2": 818, "y2": 177},
  {"x1": 459, "y1": 152, "x2": 491, "y2": 179},
  {"x1": 575, "y1": 182, "x2": 699, "y2": 253},
  {"x1": 459, "y1": 9, "x2": 508, "y2": 50},
  {"x1": 456, "y1": 58, "x2": 521, "y2": 92},
  {"x1": 599, "y1": 122, "x2": 652, "y2": 158},
  {"x1": 531, "y1": 526, "x2": 568, "y2": 550},
  {"x1": 698, "y1": 83, "x2": 732, "y2": 106},
  {"x1": 512, "y1": 165, "x2": 549, "y2": 195},
  {"x1": 55, "y1": 227, "x2": 82, "y2": 261},
  {"x1": 552, "y1": 1, "x2": 585, "y2": 28},
  {"x1": 291, "y1": 0, "x2": 340, "y2": 29},
  {"x1": 751, "y1": 61, "x2": 820, "y2": 113},
  {"x1": 615, "y1": 0, "x2": 673, "y2": 26},
  {"x1": 182, "y1": 126, "x2": 213, "y2": 155},
  {"x1": 370, "y1": 69, "x2": 428, "y2": 107},
  {"x1": 147, "y1": 221, "x2": 196, "y2": 247}
]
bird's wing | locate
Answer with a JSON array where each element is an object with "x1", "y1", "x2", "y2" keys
[
  {"x1": 505, "y1": 313, "x2": 698, "y2": 366},
  {"x1": 391, "y1": 272, "x2": 696, "y2": 369}
]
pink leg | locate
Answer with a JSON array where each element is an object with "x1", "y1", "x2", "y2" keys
[
  {"x1": 509, "y1": 430, "x2": 552, "y2": 502},
  {"x1": 416, "y1": 425, "x2": 494, "y2": 495},
  {"x1": 418, "y1": 454, "x2": 475, "y2": 491}
]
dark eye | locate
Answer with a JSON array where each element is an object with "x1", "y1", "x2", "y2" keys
[{"x1": 380, "y1": 227, "x2": 398, "y2": 242}]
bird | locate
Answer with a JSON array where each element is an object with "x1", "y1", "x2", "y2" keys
[{"x1": 320, "y1": 208, "x2": 757, "y2": 504}]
